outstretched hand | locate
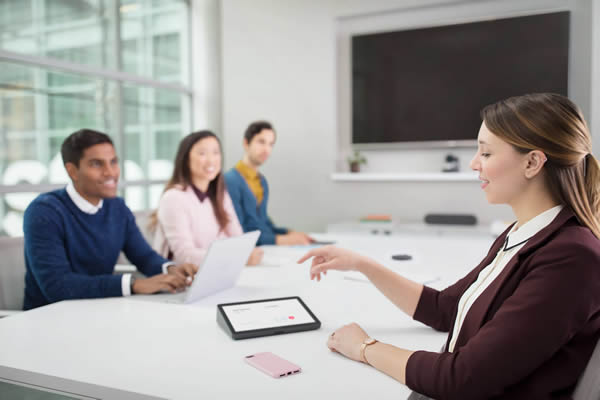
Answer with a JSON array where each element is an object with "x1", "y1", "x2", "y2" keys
[{"x1": 297, "y1": 245, "x2": 365, "y2": 281}]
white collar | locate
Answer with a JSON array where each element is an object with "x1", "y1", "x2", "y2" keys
[
  {"x1": 66, "y1": 182, "x2": 103, "y2": 215},
  {"x1": 505, "y1": 205, "x2": 563, "y2": 250}
]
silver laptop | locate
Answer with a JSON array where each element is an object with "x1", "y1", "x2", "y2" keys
[{"x1": 135, "y1": 230, "x2": 260, "y2": 304}]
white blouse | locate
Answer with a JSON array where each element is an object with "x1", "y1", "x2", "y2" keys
[{"x1": 448, "y1": 205, "x2": 563, "y2": 352}]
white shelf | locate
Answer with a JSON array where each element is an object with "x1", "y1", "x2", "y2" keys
[{"x1": 331, "y1": 172, "x2": 479, "y2": 182}]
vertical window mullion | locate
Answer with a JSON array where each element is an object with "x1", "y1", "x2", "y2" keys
[{"x1": 112, "y1": 0, "x2": 126, "y2": 201}]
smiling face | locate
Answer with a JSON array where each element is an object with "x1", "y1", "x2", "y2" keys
[
  {"x1": 188, "y1": 136, "x2": 222, "y2": 184},
  {"x1": 66, "y1": 142, "x2": 119, "y2": 205},
  {"x1": 469, "y1": 122, "x2": 530, "y2": 205},
  {"x1": 243, "y1": 129, "x2": 275, "y2": 168}
]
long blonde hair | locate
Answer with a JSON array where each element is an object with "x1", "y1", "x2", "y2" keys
[{"x1": 481, "y1": 93, "x2": 600, "y2": 238}]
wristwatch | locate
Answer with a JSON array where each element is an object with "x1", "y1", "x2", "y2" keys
[
  {"x1": 360, "y1": 337, "x2": 378, "y2": 365},
  {"x1": 130, "y1": 276, "x2": 137, "y2": 294}
]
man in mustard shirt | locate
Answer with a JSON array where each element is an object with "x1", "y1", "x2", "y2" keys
[{"x1": 224, "y1": 121, "x2": 314, "y2": 246}]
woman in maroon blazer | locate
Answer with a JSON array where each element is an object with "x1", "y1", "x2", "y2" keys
[{"x1": 298, "y1": 93, "x2": 600, "y2": 399}]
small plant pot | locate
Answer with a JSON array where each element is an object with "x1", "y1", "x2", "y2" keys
[{"x1": 350, "y1": 162, "x2": 361, "y2": 173}]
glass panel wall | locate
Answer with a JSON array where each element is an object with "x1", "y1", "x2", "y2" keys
[
  {"x1": 0, "y1": 0, "x2": 116, "y2": 70},
  {"x1": 0, "y1": 61, "x2": 114, "y2": 186},
  {"x1": 0, "y1": 0, "x2": 191, "y2": 237},
  {"x1": 120, "y1": 0, "x2": 189, "y2": 83}
]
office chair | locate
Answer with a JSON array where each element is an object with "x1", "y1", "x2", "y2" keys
[
  {"x1": 116, "y1": 210, "x2": 153, "y2": 268},
  {"x1": 0, "y1": 236, "x2": 26, "y2": 316},
  {"x1": 573, "y1": 337, "x2": 600, "y2": 400},
  {"x1": 407, "y1": 339, "x2": 600, "y2": 400}
]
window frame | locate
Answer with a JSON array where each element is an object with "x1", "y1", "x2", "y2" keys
[{"x1": 0, "y1": 0, "x2": 193, "y2": 236}]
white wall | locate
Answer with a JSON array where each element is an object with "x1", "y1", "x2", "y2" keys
[
  {"x1": 592, "y1": 0, "x2": 600, "y2": 149},
  {"x1": 220, "y1": 0, "x2": 594, "y2": 232}
]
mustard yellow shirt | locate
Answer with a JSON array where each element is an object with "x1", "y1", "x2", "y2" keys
[{"x1": 235, "y1": 160, "x2": 264, "y2": 204}]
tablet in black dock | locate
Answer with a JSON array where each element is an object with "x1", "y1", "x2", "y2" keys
[{"x1": 217, "y1": 296, "x2": 321, "y2": 340}]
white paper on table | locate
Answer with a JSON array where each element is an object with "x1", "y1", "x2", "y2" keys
[
  {"x1": 259, "y1": 245, "x2": 318, "y2": 267},
  {"x1": 188, "y1": 286, "x2": 268, "y2": 307},
  {"x1": 342, "y1": 269, "x2": 440, "y2": 285}
]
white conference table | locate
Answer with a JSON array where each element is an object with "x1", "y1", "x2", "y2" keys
[{"x1": 0, "y1": 231, "x2": 495, "y2": 399}]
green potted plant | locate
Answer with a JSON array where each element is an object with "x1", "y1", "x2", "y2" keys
[{"x1": 347, "y1": 150, "x2": 367, "y2": 173}]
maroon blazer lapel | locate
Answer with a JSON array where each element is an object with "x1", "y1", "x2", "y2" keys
[
  {"x1": 443, "y1": 228, "x2": 512, "y2": 350},
  {"x1": 447, "y1": 208, "x2": 577, "y2": 351}
]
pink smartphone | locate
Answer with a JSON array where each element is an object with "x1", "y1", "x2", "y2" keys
[{"x1": 244, "y1": 352, "x2": 301, "y2": 378}]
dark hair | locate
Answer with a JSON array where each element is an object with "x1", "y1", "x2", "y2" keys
[
  {"x1": 244, "y1": 120, "x2": 275, "y2": 144},
  {"x1": 481, "y1": 93, "x2": 600, "y2": 238},
  {"x1": 61, "y1": 129, "x2": 114, "y2": 167},
  {"x1": 150, "y1": 131, "x2": 229, "y2": 232}
]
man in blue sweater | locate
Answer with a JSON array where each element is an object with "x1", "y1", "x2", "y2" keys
[
  {"x1": 23, "y1": 129, "x2": 198, "y2": 310},
  {"x1": 224, "y1": 121, "x2": 314, "y2": 246}
]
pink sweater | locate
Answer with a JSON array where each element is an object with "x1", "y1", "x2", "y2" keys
[{"x1": 152, "y1": 185, "x2": 244, "y2": 265}]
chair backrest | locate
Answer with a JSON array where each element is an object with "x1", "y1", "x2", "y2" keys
[
  {"x1": 0, "y1": 236, "x2": 26, "y2": 311},
  {"x1": 116, "y1": 210, "x2": 154, "y2": 265},
  {"x1": 134, "y1": 210, "x2": 154, "y2": 244},
  {"x1": 573, "y1": 338, "x2": 600, "y2": 400}
]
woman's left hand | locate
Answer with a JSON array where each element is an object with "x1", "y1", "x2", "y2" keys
[
  {"x1": 327, "y1": 322, "x2": 369, "y2": 362},
  {"x1": 246, "y1": 247, "x2": 264, "y2": 266}
]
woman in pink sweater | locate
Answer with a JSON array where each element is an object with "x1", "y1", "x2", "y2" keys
[{"x1": 152, "y1": 131, "x2": 263, "y2": 266}]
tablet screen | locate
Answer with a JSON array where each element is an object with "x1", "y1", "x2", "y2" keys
[{"x1": 221, "y1": 298, "x2": 316, "y2": 332}]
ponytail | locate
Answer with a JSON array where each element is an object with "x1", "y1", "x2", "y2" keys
[{"x1": 582, "y1": 154, "x2": 600, "y2": 237}]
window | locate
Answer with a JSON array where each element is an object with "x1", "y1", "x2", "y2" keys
[{"x1": 0, "y1": 0, "x2": 191, "y2": 236}]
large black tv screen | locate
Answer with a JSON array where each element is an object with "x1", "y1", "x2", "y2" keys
[{"x1": 352, "y1": 12, "x2": 570, "y2": 145}]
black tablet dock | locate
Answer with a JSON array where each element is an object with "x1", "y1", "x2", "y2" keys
[{"x1": 217, "y1": 296, "x2": 321, "y2": 340}]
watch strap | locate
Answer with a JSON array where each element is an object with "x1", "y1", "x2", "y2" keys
[
  {"x1": 130, "y1": 276, "x2": 137, "y2": 294},
  {"x1": 360, "y1": 337, "x2": 378, "y2": 364}
]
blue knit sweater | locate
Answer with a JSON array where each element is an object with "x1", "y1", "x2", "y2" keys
[
  {"x1": 224, "y1": 169, "x2": 288, "y2": 245},
  {"x1": 23, "y1": 189, "x2": 167, "y2": 310}
]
